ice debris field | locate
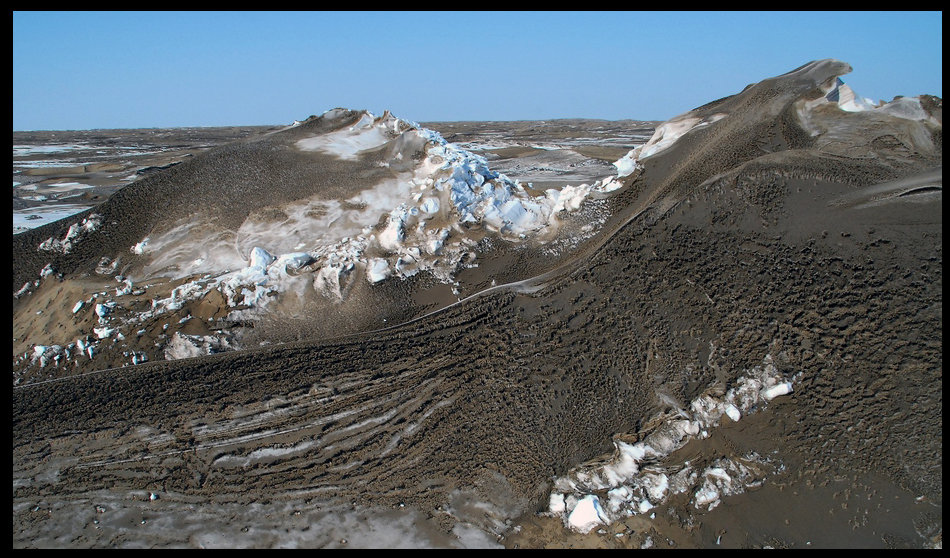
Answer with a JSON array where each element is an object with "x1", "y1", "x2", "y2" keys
[{"x1": 550, "y1": 354, "x2": 797, "y2": 533}]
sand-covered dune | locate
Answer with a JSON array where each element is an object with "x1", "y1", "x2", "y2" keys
[{"x1": 12, "y1": 60, "x2": 942, "y2": 548}]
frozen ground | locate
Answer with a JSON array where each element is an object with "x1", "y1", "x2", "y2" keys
[{"x1": 12, "y1": 60, "x2": 942, "y2": 549}]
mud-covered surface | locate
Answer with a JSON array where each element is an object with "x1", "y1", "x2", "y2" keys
[{"x1": 12, "y1": 61, "x2": 942, "y2": 548}]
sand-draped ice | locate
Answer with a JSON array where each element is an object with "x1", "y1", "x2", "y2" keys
[{"x1": 128, "y1": 109, "x2": 631, "y2": 315}]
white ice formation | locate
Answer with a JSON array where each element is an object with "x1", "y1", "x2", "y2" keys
[
  {"x1": 37, "y1": 214, "x2": 102, "y2": 254},
  {"x1": 30, "y1": 345, "x2": 64, "y2": 369},
  {"x1": 567, "y1": 494, "x2": 610, "y2": 533},
  {"x1": 796, "y1": 75, "x2": 941, "y2": 134},
  {"x1": 547, "y1": 354, "x2": 799, "y2": 533},
  {"x1": 163, "y1": 332, "x2": 238, "y2": 361},
  {"x1": 612, "y1": 112, "x2": 727, "y2": 178}
]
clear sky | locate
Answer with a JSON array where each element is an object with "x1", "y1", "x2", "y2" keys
[{"x1": 12, "y1": 11, "x2": 943, "y2": 130}]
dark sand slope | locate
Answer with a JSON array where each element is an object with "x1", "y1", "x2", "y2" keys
[{"x1": 13, "y1": 60, "x2": 941, "y2": 548}]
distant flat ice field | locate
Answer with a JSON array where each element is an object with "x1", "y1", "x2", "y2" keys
[
  {"x1": 12, "y1": 126, "x2": 283, "y2": 234},
  {"x1": 13, "y1": 203, "x2": 92, "y2": 233}
]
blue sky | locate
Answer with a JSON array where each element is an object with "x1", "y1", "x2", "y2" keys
[{"x1": 13, "y1": 11, "x2": 943, "y2": 130}]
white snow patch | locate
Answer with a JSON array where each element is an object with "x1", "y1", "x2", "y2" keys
[
  {"x1": 366, "y1": 258, "x2": 391, "y2": 284},
  {"x1": 762, "y1": 382, "x2": 793, "y2": 401},
  {"x1": 692, "y1": 456, "x2": 769, "y2": 512},
  {"x1": 296, "y1": 110, "x2": 406, "y2": 160},
  {"x1": 613, "y1": 152, "x2": 641, "y2": 178},
  {"x1": 164, "y1": 332, "x2": 236, "y2": 361},
  {"x1": 248, "y1": 246, "x2": 276, "y2": 269},
  {"x1": 93, "y1": 326, "x2": 115, "y2": 339},
  {"x1": 724, "y1": 404, "x2": 742, "y2": 422},
  {"x1": 566, "y1": 495, "x2": 607, "y2": 533},
  {"x1": 95, "y1": 302, "x2": 114, "y2": 320},
  {"x1": 132, "y1": 237, "x2": 150, "y2": 255},
  {"x1": 610, "y1": 112, "x2": 727, "y2": 180}
]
